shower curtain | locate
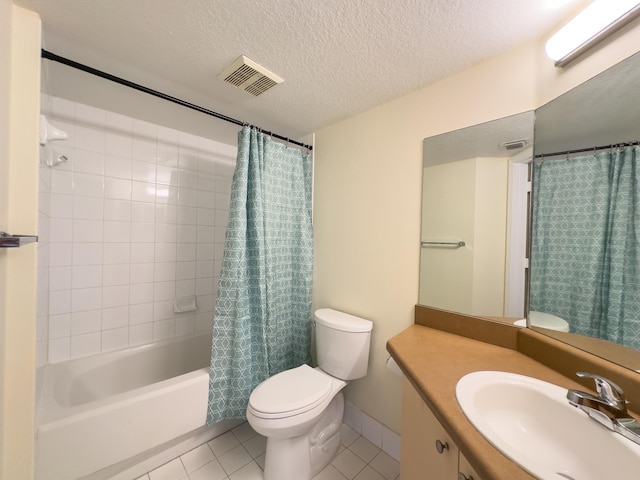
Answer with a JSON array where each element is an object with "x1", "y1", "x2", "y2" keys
[
  {"x1": 530, "y1": 146, "x2": 640, "y2": 350},
  {"x1": 207, "y1": 127, "x2": 313, "y2": 423}
]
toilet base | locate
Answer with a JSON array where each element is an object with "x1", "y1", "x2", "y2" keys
[
  {"x1": 263, "y1": 434, "x2": 313, "y2": 480},
  {"x1": 262, "y1": 392, "x2": 344, "y2": 480}
]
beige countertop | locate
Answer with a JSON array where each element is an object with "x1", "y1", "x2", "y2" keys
[{"x1": 386, "y1": 309, "x2": 640, "y2": 480}]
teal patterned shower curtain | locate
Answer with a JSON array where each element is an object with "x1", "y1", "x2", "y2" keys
[
  {"x1": 530, "y1": 146, "x2": 640, "y2": 350},
  {"x1": 207, "y1": 127, "x2": 313, "y2": 423}
]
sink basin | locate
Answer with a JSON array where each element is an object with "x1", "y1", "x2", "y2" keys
[{"x1": 456, "y1": 371, "x2": 640, "y2": 480}]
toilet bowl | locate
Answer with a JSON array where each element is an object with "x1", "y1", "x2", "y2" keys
[
  {"x1": 514, "y1": 310, "x2": 570, "y2": 332},
  {"x1": 246, "y1": 308, "x2": 373, "y2": 480}
]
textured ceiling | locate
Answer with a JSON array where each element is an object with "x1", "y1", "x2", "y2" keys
[
  {"x1": 536, "y1": 50, "x2": 640, "y2": 155},
  {"x1": 16, "y1": 0, "x2": 586, "y2": 142},
  {"x1": 424, "y1": 112, "x2": 535, "y2": 166}
]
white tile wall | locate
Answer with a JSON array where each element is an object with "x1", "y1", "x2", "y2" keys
[
  {"x1": 38, "y1": 95, "x2": 237, "y2": 362},
  {"x1": 343, "y1": 402, "x2": 401, "y2": 462}
]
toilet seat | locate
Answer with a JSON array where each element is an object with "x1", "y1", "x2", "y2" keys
[{"x1": 248, "y1": 364, "x2": 333, "y2": 419}]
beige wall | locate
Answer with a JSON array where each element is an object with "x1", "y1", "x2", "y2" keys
[
  {"x1": 420, "y1": 157, "x2": 508, "y2": 317},
  {"x1": 472, "y1": 158, "x2": 509, "y2": 315},
  {"x1": 0, "y1": 4, "x2": 41, "y2": 479},
  {"x1": 0, "y1": 0, "x2": 11, "y2": 474},
  {"x1": 313, "y1": 43, "x2": 538, "y2": 433},
  {"x1": 313, "y1": 21, "x2": 640, "y2": 433},
  {"x1": 3, "y1": 1, "x2": 640, "y2": 473},
  {"x1": 420, "y1": 158, "x2": 475, "y2": 314}
]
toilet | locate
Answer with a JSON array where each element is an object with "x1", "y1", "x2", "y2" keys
[
  {"x1": 246, "y1": 308, "x2": 373, "y2": 480},
  {"x1": 514, "y1": 310, "x2": 570, "y2": 332}
]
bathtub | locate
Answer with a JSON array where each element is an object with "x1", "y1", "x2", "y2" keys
[{"x1": 36, "y1": 332, "x2": 232, "y2": 480}]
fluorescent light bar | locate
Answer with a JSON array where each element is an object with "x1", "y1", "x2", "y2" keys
[{"x1": 546, "y1": 0, "x2": 640, "y2": 67}]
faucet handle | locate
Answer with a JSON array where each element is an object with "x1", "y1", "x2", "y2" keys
[{"x1": 576, "y1": 372, "x2": 626, "y2": 409}]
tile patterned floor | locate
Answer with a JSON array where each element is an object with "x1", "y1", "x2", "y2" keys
[{"x1": 137, "y1": 422, "x2": 400, "y2": 480}]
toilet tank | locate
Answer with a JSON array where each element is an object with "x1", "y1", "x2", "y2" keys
[{"x1": 315, "y1": 308, "x2": 373, "y2": 381}]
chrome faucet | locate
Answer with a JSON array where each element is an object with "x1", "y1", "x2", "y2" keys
[{"x1": 567, "y1": 372, "x2": 640, "y2": 445}]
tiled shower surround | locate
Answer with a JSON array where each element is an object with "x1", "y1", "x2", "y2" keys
[{"x1": 37, "y1": 95, "x2": 236, "y2": 364}]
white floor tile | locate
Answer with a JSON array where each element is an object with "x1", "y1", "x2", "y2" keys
[
  {"x1": 180, "y1": 444, "x2": 216, "y2": 473},
  {"x1": 231, "y1": 422, "x2": 258, "y2": 443},
  {"x1": 349, "y1": 436, "x2": 381, "y2": 463},
  {"x1": 218, "y1": 444, "x2": 253, "y2": 475},
  {"x1": 354, "y1": 466, "x2": 385, "y2": 480},
  {"x1": 187, "y1": 459, "x2": 228, "y2": 480},
  {"x1": 255, "y1": 452, "x2": 266, "y2": 470},
  {"x1": 208, "y1": 430, "x2": 241, "y2": 457},
  {"x1": 149, "y1": 458, "x2": 188, "y2": 480},
  {"x1": 368, "y1": 451, "x2": 400, "y2": 480},
  {"x1": 142, "y1": 421, "x2": 399, "y2": 480},
  {"x1": 228, "y1": 461, "x2": 264, "y2": 480},
  {"x1": 313, "y1": 464, "x2": 349, "y2": 480},
  {"x1": 242, "y1": 434, "x2": 267, "y2": 459},
  {"x1": 332, "y1": 449, "x2": 366, "y2": 480},
  {"x1": 340, "y1": 424, "x2": 360, "y2": 447}
]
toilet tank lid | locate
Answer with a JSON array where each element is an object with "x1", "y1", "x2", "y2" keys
[{"x1": 315, "y1": 308, "x2": 373, "y2": 333}]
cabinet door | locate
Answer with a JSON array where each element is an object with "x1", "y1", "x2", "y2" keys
[
  {"x1": 458, "y1": 453, "x2": 484, "y2": 480},
  {"x1": 401, "y1": 377, "x2": 459, "y2": 479}
]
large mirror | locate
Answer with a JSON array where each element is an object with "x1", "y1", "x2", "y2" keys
[
  {"x1": 420, "y1": 50, "x2": 640, "y2": 372},
  {"x1": 530, "y1": 50, "x2": 640, "y2": 370},
  {"x1": 419, "y1": 111, "x2": 534, "y2": 318}
]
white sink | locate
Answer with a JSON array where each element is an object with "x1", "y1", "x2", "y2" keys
[{"x1": 456, "y1": 371, "x2": 640, "y2": 480}]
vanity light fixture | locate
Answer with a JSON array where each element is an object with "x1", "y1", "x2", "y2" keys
[{"x1": 546, "y1": 0, "x2": 640, "y2": 67}]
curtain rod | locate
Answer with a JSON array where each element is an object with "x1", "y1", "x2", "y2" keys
[
  {"x1": 41, "y1": 49, "x2": 313, "y2": 151},
  {"x1": 534, "y1": 140, "x2": 640, "y2": 159}
]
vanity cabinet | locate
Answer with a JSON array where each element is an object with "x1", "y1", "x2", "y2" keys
[
  {"x1": 401, "y1": 377, "x2": 484, "y2": 480},
  {"x1": 458, "y1": 453, "x2": 483, "y2": 480}
]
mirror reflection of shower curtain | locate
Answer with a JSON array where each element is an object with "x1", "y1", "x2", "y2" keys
[
  {"x1": 206, "y1": 127, "x2": 313, "y2": 424},
  {"x1": 530, "y1": 146, "x2": 640, "y2": 349}
]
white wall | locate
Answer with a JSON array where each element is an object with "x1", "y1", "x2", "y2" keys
[
  {"x1": 0, "y1": 4, "x2": 41, "y2": 479},
  {"x1": 37, "y1": 96, "x2": 236, "y2": 364}
]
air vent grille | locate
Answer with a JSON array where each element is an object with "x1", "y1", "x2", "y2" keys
[
  {"x1": 246, "y1": 77, "x2": 278, "y2": 96},
  {"x1": 218, "y1": 55, "x2": 283, "y2": 96},
  {"x1": 224, "y1": 64, "x2": 260, "y2": 87},
  {"x1": 502, "y1": 139, "x2": 528, "y2": 150}
]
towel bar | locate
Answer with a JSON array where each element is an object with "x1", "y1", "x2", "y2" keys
[
  {"x1": 0, "y1": 232, "x2": 39, "y2": 248},
  {"x1": 421, "y1": 241, "x2": 466, "y2": 248}
]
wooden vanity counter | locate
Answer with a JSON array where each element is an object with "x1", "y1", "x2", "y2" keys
[{"x1": 387, "y1": 306, "x2": 640, "y2": 480}]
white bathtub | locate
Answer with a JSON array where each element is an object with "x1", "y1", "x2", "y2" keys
[{"x1": 36, "y1": 332, "x2": 230, "y2": 480}]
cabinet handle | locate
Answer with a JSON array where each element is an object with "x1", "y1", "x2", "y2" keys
[
  {"x1": 435, "y1": 439, "x2": 449, "y2": 454},
  {"x1": 458, "y1": 473, "x2": 474, "y2": 480}
]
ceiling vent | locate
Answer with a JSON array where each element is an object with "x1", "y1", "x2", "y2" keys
[
  {"x1": 502, "y1": 139, "x2": 528, "y2": 150},
  {"x1": 218, "y1": 55, "x2": 283, "y2": 96}
]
